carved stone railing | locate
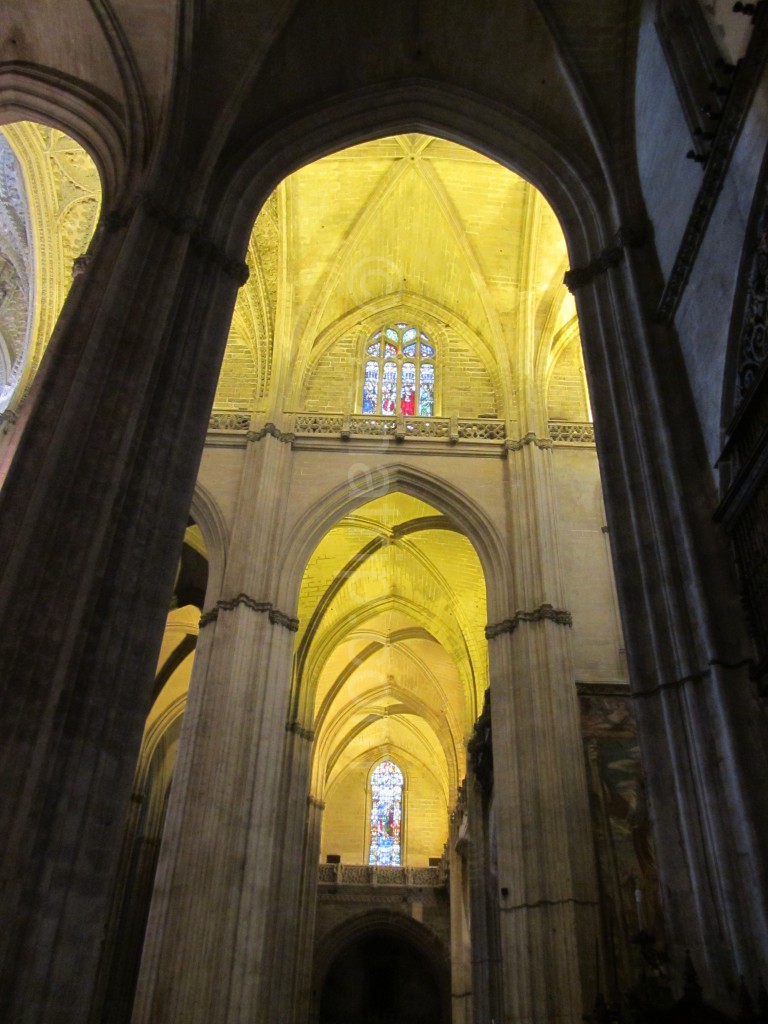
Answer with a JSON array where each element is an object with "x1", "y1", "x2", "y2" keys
[
  {"x1": 549, "y1": 421, "x2": 595, "y2": 445},
  {"x1": 208, "y1": 411, "x2": 251, "y2": 432},
  {"x1": 292, "y1": 413, "x2": 345, "y2": 435},
  {"x1": 317, "y1": 863, "x2": 446, "y2": 887},
  {"x1": 205, "y1": 412, "x2": 597, "y2": 449},
  {"x1": 458, "y1": 419, "x2": 506, "y2": 440},
  {"x1": 294, "y1": 412, "x2": 506, "y2": 443}
]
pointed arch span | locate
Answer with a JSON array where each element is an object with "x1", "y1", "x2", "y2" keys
[
  {"x1": 313, "y1": 909, "x2": 451, "y2": 1024},
  {"x1": 209, "y1": 80, "x2": 613, "y2": 277},
  {"x1": 276, "y1": 463, "x2": 508, "y2": 622},
  {"x1": 313, "y1": 626, "x2": 442, "y2": 731},
  {"x1": 319, "y1": 686, "x2": 460, "y2": 802},
  {"x1": 190, "y1": 480, "x2": 229, "y2": 606},
  {"x1": 296, "y1": 592, "x2": 477, "y2": 728},
  {"x1": 295, "y1": 513, "x2": 461, "y2": 680},
  {"x1": 0, "y1": 64, "x2": 127, "y2": 204}
]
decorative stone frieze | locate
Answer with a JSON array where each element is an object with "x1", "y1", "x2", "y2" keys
[
  {"x1": 317, "y1": 863, "x2": 446, "y2": 888},
  {"x1": 286, "y1": 720, "x2": 315, "y2": 742},
  {"x1": 106, "y1": 191, "x2": 249, "y2": 285},
  {"x1": 504, "y1": 431, "x2": 553, "y2": 451},
  {"x1": 549, "y1": 421, "x2": 595, "y2": 445},
  {"x1": 213, "y1": 414, "x2": 591, "y2": 454},
  {"x1": 564, "y1": 224, "x2": 650, "y2": 293},
  {"x1": 293, "y1": 412, "x2": 507, "y2": 443},
  {"x1": 199, "y1": 593, "x2": 299, "y2": 631},
  {"x1": 208, "y1": 411, "x2": 251, "y2": 431},
  {"x1": 248, "y1": 421, "x2": 295, "y2": 444},
  {"x1": 293, "y1": 414, "x2": 345, "y2": 435},
  {"x1": 485, "y1": 604, "x2": 573, "y2": 639},
  {"x1": 458, "y1": 419, "x2": 506, "y2": 440}
]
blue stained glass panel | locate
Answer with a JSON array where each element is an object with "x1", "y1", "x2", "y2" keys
[
  {"x1": 361, "y1": 325, "x2": 437, "y2": 418},
  {"x1": 419, "y1": 363, "x2": 434, "y2": 416},
  {"x1": 369, "y1": 761, "x2": 404, "y2": 866},
  {"x1": 382, "y1": 361, "x2": 397, "y2": 414},
  {"x1": 362, "y1": 361, "x2": 379, "y2": 414}
]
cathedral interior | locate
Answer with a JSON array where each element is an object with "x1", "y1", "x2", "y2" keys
[{"x1": 0, "y1": 3, "x2": 767, "y2": 1023}]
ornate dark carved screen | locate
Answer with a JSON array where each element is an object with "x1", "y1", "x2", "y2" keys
[{"x1": 717, "y1": 179, "x2": 768, "y2": 683}]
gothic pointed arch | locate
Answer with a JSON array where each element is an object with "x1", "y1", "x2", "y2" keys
[
  {"x1": 211, "y1": 80, "x2": 612, "y2": 280},
  {"x1": 0, "y1": 64, "x2": 128, "y2": 203},
  {"x1": 275, "y1": 461, "x2": 508, "y2": 622},
  {"x1": 312, "y1": 910, "x2": 451, "y2": 1024}
]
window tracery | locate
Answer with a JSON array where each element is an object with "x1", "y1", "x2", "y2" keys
[
  {"x1": 368, "y1": 760, "x2": 404, "y2": 866},
  {"x1": 361, "y1": 324, "x2": 435, "y2": 417}
]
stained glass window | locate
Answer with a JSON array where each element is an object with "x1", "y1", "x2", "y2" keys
[
  {"x1": 419, "y1": 363, "x2": 434, "y2": 416},
  {"x1": 359, "y1": 324, "x2": 436, "y2": 417},
  {"x1": 369, "y1": 760, "x2": 404, "y2": 866}
]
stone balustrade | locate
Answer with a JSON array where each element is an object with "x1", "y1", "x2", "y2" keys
[{"x1": 317, "y1": 863, "x2": 447, "y2": 887}]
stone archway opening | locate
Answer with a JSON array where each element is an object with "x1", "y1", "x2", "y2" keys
[
  {"x1": 128, "y1": 129, "x2": 634, "y2": 1024},
  {"x1": 0, "y1": 121, "x2": 102, "y2": 414},
  {"x1": 295, "y1": 488, "x2": 489, "y2": 866},
  {"x1": 317, "y1": 924, "x2": 449, "y2": 1024},
  {"x1": 291, "y1": 484, "x2": 489, "y2": 1024}
]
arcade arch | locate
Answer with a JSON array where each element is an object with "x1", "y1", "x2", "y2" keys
[
  {"x1": 0, "y1": 121, "x2": 101, "y2": 414},
  {"x1": 294, "y1": 489, "x2": 489, "y2": 868},
  {"x1": 314, "y1": 913, "x2": 451, "y2": 1024},
  {"x1": 0, "y1": 9, "x2": 766, "y2": 1024},
  {"x1": 0, "y1": 118, "x2": 643, "y2": 1024},
  {"x1": 124, "y1": 131, "x2": 627, "y2": 1024}
]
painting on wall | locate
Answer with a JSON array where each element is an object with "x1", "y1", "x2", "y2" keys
[{"x1": 578, "y1": 686, "x2": 665, "y2": 996}]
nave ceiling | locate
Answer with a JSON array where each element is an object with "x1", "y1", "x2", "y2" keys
[
  {"x1": 219, "y1": 132, "x2": 583, "y2": 424},
  {"x1": 0, "y1": 124, "x2": 589, "y2": 428}
]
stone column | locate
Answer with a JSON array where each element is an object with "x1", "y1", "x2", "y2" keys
[
  {"x1": 0, "y1": 195, "x2": 246, "y2": 1024},
  {"x1": 261, "y1": 738, "x2": 322, "y2": 1023},
  {"x1": 292, "y1": 795, "x2": 325, "y2": 1024},
  {"x1": 132, "y1": 425, "x2": 305, "y2": 1024},
  {"x1": 486, "y1": 439, "x2": 601, "y2": 1024},
  {"x1": 448, "y1": 789, "x2": 473, "y2": 1024},
  {"x1": 571, "y1": 248, "x2": 768, "y2": 1003},
  {"x1": 471, "y1": 784, "x2": 504, "y2": 1023}
]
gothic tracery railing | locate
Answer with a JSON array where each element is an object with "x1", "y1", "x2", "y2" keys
[
  {"x1": 206, "y1": 413, "x2": 598, "y2": 449},
  {"x1": 317, "y1": 863, "x2": 446, "y2": 887}
]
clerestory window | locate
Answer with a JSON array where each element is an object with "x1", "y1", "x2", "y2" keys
[
  {"x1": 368, "y1": 760, "x2": 404, "y2": 866},
  {"x1": 361, "y1": 324, "x2": 435, "y2": 417}
]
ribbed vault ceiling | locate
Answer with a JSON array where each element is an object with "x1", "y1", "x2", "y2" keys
[
  {"x1": 220, "y1": 132, "x2": 578, "y2": 417},
  {"x1": 299, "y1": 492, "x2": 487, "y2": 806}
]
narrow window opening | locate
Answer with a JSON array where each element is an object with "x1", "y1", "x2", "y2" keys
[{"x1": 368, "y1": 760, "x2": 404, "y2": 866}]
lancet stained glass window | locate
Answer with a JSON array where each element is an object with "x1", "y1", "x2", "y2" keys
[
  {"x1": 361, "y1": 324, "x2": 435, "y2": 417},
  {"x1": 368, "y1": 760, "x2": 404, "y2": 866}
]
